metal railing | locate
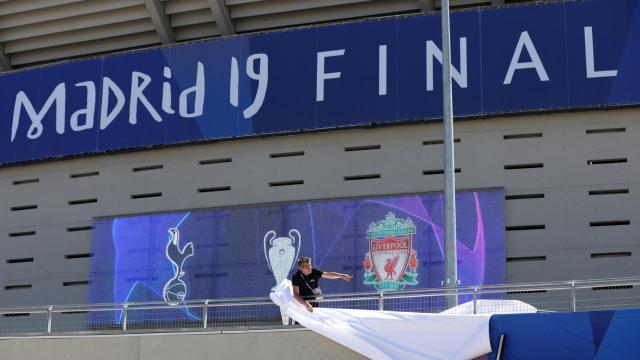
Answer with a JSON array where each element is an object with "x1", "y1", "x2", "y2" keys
[{"x1": 1, "y1": 276, "x2": 639, "y2": 337}]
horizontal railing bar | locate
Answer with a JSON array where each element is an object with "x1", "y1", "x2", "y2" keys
[
  {"x1": 123, "y1": 305, "x2": 204, "y2": 312},
  {"x1": 0, "y1": 310, "x2": 48, "y2": 315},
  {"x1": 318, "y1": 296, "x2": 381, "y2": 303},
  {"x1": 47, "y1": 297, "x2": 277, "y2": 310},
  {"x1": 0, "y1": 306, "x2": 51, "y2": 312},
  {"x1": 50, "y1": 308, "x2": 121, "y2": 313},
  {"x1": 382, "y1": 292, "x2": 476, "y2": 301},
  {"x1": 482, "y1": 287, "x2": 574, "y2": 295},
  {"x1": 50, "y1": 303, "x2": 277, "y2": 313},
  {"x1": 574, "y1": 281, "x2": 640, "y2": 289},
  {"x1": 206, "y1": 302, "x2": 275, "y2": 308}
]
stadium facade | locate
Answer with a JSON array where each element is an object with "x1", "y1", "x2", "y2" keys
[{"x1": 0, "y1": 0, "x2": 638, "y2": 313}]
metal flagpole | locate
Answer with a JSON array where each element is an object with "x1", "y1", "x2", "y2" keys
[{"x1": 441, "y1": 0, "x2": 458, "y2": 307}]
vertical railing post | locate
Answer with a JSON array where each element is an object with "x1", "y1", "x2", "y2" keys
[
  {"x1": 203, "y1": 300, "x2": 209, "y2": 329},
  {"x1": 496, "y1": 334, "x2": 506, "y2": 360},
  {"x1": 378, "y1": 292, "x2": 384, "y2": 311},
  {"x1": 473, "y1": 286, "x2": 478, "y2": 314},
  {"x1": 571, "y1": 281, "x2": 576, "y2": 312},
  {"x1": 47, "y1": 306, "x2": 53, "y2": 334},
  {"x1": 122, "y1": 304, "x2": 128, "y2": 331}
]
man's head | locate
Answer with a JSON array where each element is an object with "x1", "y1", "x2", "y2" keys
[{"x1": 297, "y1": 256, "x2": 312, "y2": 275}]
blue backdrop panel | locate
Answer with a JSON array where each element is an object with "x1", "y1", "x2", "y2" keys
[
  {"x1": 488, "y1": 309, "x2": 640, "y2": 359},
  {"x1": 89, "y1": 189, "x2": 505, "y2": 323},
  {"x1": 2, "y1": 0, "x2": 640, "y2": 164}
]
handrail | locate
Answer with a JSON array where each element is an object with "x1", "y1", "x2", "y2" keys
[
  {"x1": 0, "y1": 275, "x2": 638, "y2": 314},
  {"x1": 0, "y1": 275, "x2": 638, "y2": 336}
]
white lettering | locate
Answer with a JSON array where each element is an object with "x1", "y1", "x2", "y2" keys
[
  {"x1": 504, "y1": 31, "x2": 549, "y2": 85},
  {"x1": 70, "y1": 81, "x2": 95, "y2": 132},
  {"x1": 129, "y1": 71, "x2": 162, "y2": 124},
  {"x1": 379, "y1": 45, "x2": 387, "y2": 96},
  {"x1": 584, "y1": 26, "x2": 617, "y2": 79},
  {"x1": 162, "y1": 67, "x2": 175, "y2": 114},
  {"x1": 230, "y1": 57, "x2": 239, "y2": 107},
  {"x1": 11, "y1": 83, "x2": 66, "y2": 141},
  {"x1": 426, "y1": 38, "x2": 468, "y2": 91},
  {"x1": 243, "y1": 54, "x2": 268, "y2": 118},
  {"x1": 179, "y1": 61, "x2": 205, "y2": 118},
  {"x1": 316, "y1": 49, "x2": 345, "y2": 102},
  {"x1": 100, "y1": 77, "x2": 125, "y2": 130}
]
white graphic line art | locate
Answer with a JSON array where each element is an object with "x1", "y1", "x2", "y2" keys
[
  {"x1": 264, "y1": 229, "x2": 301, "y2": 290},
  {"x1": 163, "y1": 228, "x2": 194, "y2": 305}
]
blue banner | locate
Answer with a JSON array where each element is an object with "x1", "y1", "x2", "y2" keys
[
  {"x1": 488, "y1": 310, "x2": 640, "y2": 359},
  {"x1": 2, "y1": 0, "x2": 639, "y2": 164},
  {"x1": 89, "y1": 190, "x2": 504, "y2": 322}
]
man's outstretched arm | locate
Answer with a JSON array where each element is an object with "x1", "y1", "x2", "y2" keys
[{"x1": 322, "y1": 272, "x2": 353, "y2": 281}]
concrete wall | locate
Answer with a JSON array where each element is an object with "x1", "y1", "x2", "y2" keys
[
  {"x1": 0, "y1": 329, "x2": 365, "y2": 360},
  {"x1": 1, "y1": 108, "x2": 639, "y2": 306}
]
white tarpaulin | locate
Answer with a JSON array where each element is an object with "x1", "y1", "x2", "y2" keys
[
  {"x1": 270, "y1": 280, "x2": 492, "y2": 360},
  {"x1": 440, "y1": 299, "x2": 537, "y2": 315}
]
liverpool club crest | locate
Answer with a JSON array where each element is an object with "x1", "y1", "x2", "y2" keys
[{"x1": 363, "y1": 212, "x2": 419, "y2": 292}]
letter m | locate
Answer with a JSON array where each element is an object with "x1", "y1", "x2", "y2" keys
[{"x1": 12, "y1": 83, "x2": 66, "y2": 142}]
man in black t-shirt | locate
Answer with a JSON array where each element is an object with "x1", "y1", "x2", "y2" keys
[{"x1": 291, "y1": 256, "x2": 352, "y2": 312}]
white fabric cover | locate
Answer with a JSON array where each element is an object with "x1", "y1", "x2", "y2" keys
[
  {"x1": 440, "y1": 299, "x2": 537, "y2": 315},
  {"x1": 270, "y1": 280, "x2": 492, "y2": 360}
]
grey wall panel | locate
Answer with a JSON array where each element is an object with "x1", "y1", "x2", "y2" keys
[
  {"x1": 1, "y1": 108, "x2": 639, "y2": 306},
  {"x1": 0, "y1": 329, "x2": 365, "y2": 360},
  {"x1": 505, "y1": 229, "x2": 551, "y2": 253},
  {"x1": 0, "y1": 335, "x2": 141, "y2": 360}
]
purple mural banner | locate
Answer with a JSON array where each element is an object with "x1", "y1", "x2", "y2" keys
[{"x1": 89, "y1": 189, "x2": 504, "y2": 321}]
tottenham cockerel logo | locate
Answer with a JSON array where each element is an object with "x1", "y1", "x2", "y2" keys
[
  {"x1": 163, "y1": 228, "x2": 194, "y2": 304},
  {"x1": 363, "y1": 212, "x2": 419, "y2": 292}
]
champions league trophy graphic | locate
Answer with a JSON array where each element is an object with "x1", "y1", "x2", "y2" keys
[
  {"x1": 264, "y1": 229, "x2": 301, "y2": 289},
  {"x1": 163, "y1": 228, "x2": 194, "y2": 305},
  {"x1": 264, "y1": 229, "x2": 301, "y2": 325}
]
